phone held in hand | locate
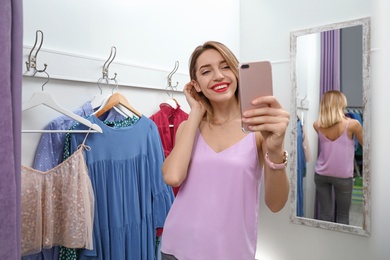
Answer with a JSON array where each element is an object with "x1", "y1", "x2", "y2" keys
[{"x1": 238, "y1": 60, "x2": 273, "y2": 133}]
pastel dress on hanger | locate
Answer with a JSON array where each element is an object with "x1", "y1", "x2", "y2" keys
[
  {"x1": 23, "y1": 101, "x2": 94, "y2": 260},
  {"x1": 21, "y1": 130, "x2": 95, "y2": 256}
]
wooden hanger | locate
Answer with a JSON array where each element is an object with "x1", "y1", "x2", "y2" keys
[
  {"x1": 22, "y1": 91, "x2": 103, "y2": 133},
  {"x1": 94, "y1": 92, "x2": 142, "y2": 118},
  {"x1": 162, "y1": 98, "x2": 179, "y2": 109}
]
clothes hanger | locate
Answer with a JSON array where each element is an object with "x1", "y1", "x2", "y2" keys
[
  {"x1": 22, "y1": 71, "x2": 103, "y2": 133},
  {"x1": 89, "y1": 77, "x2": 105, "y2": 109},
  {"x1": 163, "y1": 98, "x2": 178, "y2": 109},
  {"x1": 162, "y1": 87, "x2": 179, "y2": 109},
  {"x1": 22, "y1": 29, "x2": 102, "y2": 133},
  {"x1": 92, "y1": 46, "x2": 140, "y2": 119},
  {"x1": 90, "y1": 77, "x2": 128, "y2": 119},
  {"x1": 92, "y1": 74, "x2": 142, "y2": 118},
  {"x1": 94, "y1": 91, "x2": 142, "y2": 118}
]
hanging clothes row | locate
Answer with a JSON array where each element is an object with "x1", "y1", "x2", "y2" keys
[
  {"x1": 22, "y1": 85, "x2": 186, "y2": 260},
  {"x1": 21, "y1": 39, "x2": 186, "y2": 260},
  {"x1": 345, "y1": 107, "x2": 363, "y2": 178},
  {"x1": 296, "y1": 116, "x2": 311, "y2": 217},
  {"x1": 23, "y1": 92, "x2": 183, "y2": 260}
]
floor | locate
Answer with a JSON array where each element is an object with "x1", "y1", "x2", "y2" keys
[
  {"x1": 349, "y1": 177, "x2": 363, "y2": 227},
  {"x1": 349, "y1": 203, "x2": 363, "y2": 227}
]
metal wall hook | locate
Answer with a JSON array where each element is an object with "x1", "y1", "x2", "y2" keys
[
  {"x1": 167, "y1": 61, "x2": 179, "y2": 90},
  {"x1": 102, "y1": 46, "x2": 117, "y2": 80},
  {"x1": 26, "y1": 30, "x2": 48, "y2": 72}
]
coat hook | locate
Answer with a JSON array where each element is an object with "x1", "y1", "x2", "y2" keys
[
  {"x1": 102, "y1": 46, "x2": 117, "y2": 80},
  {"x1": 26, "y1": 30, "x2": 48, "y2": 72},
  {"x1": 167, "y1": 61, "x2": 179, "y2": 90}
]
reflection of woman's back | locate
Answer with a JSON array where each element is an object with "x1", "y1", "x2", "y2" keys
[
  {"x1": 313, "y1": 90, "x2": 363, "y2": 225},
  {"x1": 315, "y1": 118, "x2": 355, "y2": 179}
]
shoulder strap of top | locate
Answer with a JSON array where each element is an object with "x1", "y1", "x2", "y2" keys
[
  {"x1": 77, "y1": 127, "x2": 92, "y2": 151},
  {"x1": 345, "y1": 118, "x2": 350, "y2": 131}
]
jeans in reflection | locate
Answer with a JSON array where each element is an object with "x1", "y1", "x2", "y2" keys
[{"x1": 315, "y1": 173, "x2": 353, "y2": 225}]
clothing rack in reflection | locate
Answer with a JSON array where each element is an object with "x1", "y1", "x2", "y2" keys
[
  {"x1": 346, "y1": 106, "x2": 363, "y2": 114},
  {"x1": 345, "y1": 106, "x2": 363, "y2": 178}
]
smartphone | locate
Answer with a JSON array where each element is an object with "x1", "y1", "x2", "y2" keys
[{"x1": 238, "y1": 60, "x2": 273, "y2": 133}]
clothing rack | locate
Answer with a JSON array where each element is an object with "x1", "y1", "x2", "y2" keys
[{"x1": 346, "y1": 107, "x2": 363, "y2": 115}]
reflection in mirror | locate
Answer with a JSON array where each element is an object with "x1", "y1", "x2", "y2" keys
[{"x1": 289, "y1": 17, "x2": 371, "y2": 236}]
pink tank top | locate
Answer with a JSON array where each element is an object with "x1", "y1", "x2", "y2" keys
[
  {"x1": 315, "y1": 119, "x2": 355, "y2": 178},
  {"x1": 161, "y1": 131, "x2": 262, "y2": 260},
  {"x1": 21, "y1": 132, "x2": 94, "y2": 256}
]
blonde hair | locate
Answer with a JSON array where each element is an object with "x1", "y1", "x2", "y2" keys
[
  {"x1": 318, "y1": 90, "x2": 347, "y2": 128},
  {"x1": 188, "y1": 41, "x2": 239, "y2": 117}
]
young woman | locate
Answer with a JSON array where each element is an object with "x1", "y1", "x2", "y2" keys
[
  {"x1": 160, "y1": 41, "x2": 290, "y2": 260},
  {"x1": 313, "y1": 90, "x2": 363, "y2": 225}
]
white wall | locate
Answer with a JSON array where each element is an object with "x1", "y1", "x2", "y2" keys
[
  {"x1": 22, "y1": 0, "x2": 240, "y2": 166},
  {"x1": 240, "y1": 0, "x2": 390, "y2": 259}
]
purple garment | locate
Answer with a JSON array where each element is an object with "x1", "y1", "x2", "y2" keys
[
  {"x1": 0, "y1": 0, "x2": 23, "y2": 259},
  {"x1": 315, "y1": 119, "x2": 355, "y2": 178},
  {"x1": 320, "y1": 29, "x2": 340, "y2": 99},
  {"x1": 161, "y1": 131, "x2": 262, "y2": 260}
]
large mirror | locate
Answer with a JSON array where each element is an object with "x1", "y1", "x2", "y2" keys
[{"x1": 289, "y1": 17, "x2": 371, "y2": 236}]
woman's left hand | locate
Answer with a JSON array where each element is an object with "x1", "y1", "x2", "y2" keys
[{"x1": 241, "y1": 96, "x2": 290, "y2": 152}]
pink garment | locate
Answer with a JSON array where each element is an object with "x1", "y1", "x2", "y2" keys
[
  {"x1": 315, "y1": 119, "x2": 355, "y2": 178},
  {"x1": 150, "y1": 101, "x2": 188, "y2": 197},
  {"x1": 161, "y1": 131, "x2": 262, "y2": 260},
  {"x1": 149, "y1": 101, "x2": 189, "y2": 158},
  {"x1": 150, "y1": 101, "x2": 189, "y2": 237},
  {"x1": 21, "y1": 134, "x2": 94, "y2": 256}
]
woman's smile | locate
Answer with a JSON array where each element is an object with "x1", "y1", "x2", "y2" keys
[{"x1": 211, "y1": 83, "x2": 229, "y2": 93}]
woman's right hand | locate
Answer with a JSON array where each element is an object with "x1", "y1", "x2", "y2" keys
[{"x1": 183, "y1": 81, "x2": 206, "y2": 115}]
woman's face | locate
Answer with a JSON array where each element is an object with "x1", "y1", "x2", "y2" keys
[{"x1": 193, "y1": 49, "x2": 237, "y2": 104}]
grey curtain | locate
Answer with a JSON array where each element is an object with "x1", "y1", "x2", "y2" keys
[
  {"x1": 0, "y1": 0, "x2": 23, "y2": 259},
  {"x1": 320, "y1": 29, "x2": 341, "y2": 100}
]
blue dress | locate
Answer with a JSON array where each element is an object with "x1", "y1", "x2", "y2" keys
[
  {"x1": 70, "y1": 115, "x2": 174, "y2": 260},
  {"x1": 297, "y1": 117, "x2": 306, "y2": 217}
]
